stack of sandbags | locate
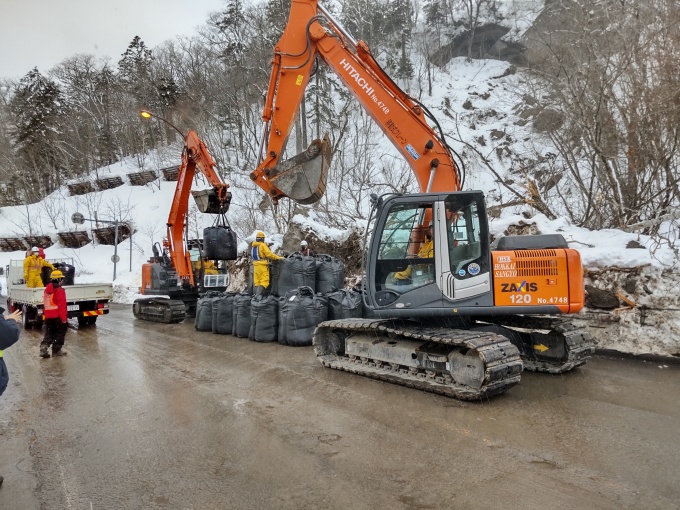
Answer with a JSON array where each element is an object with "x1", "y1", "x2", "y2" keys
[{"x1": 278, "y1": 287, "x2": 328, "y2": 346}]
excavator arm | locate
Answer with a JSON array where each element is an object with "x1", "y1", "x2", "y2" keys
[
  {"x1": 250, "y1": 0, "x2": 462, "y2": 204},
  {"x1": 166, "y1": 131, "x2": 232, "y2": 286}
]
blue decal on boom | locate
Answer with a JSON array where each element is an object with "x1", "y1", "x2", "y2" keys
[{"x1": 405, "y1": 144, "x2": 420, "y2": 160}]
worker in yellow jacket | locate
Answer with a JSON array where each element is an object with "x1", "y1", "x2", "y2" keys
[
  {"x1": 251, "y1": 231, "x2": 283, "y2": 295},
  {"x1": 395, "y1": 225, "x2": 434, "y2": 283},
  {"x1": 23, "y1": 247, "x2": 54, "y2": 288}
]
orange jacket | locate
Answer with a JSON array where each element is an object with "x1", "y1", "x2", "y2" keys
[{"x1": 43, "y1": 283, "x2": 67, "y2": 322}]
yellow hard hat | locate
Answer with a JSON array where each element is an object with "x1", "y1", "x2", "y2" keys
[
  {"x1": 256, "y1": 231, "x2": 265, "y2": 239},
  {"x1": 50, "y1": 270, "x2": 65, "y2": 280}
]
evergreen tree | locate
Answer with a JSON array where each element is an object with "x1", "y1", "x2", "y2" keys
[{"x1": 9, "y1": 68, "x2": 68, "y2": 200}]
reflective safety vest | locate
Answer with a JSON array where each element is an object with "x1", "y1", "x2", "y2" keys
[
  {"x1": 0, "y1": 350, "x2": 3, "y2": 358},
  {"x1": 43, "y1": 293, "x2": 59, "y2": 314}
]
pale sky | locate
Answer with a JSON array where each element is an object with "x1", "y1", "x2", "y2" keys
[{"x1": 0, "y1": 0, "x2": 226, "y2": 80}]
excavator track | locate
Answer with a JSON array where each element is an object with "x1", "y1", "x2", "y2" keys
[
  {"x1": 475, "y1": 316, "x2": 595, "y2": 374},
  {"x1": 314, "y1": 319, "x2": 523, "y2": 401},
  {"x1": 133, "y1": 298, "x2": 186, "y2": 324}
]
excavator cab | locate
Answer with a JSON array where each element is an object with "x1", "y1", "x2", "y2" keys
[
  {"x1": 366, "y1": 191, "x2": 494, "y2": 313},
  {"x1": 263, "y1": 135, "x2": 332, "y2": 205}
]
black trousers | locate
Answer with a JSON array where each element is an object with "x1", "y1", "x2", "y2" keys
[{"x1": 42, "y1": 318, "x2": 68, "y2": 351}]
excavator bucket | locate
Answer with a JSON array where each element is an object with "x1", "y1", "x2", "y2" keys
[
  {"x1": 268, "y1": 134, "x2": 332, "y2": 204},
  {"x1": 191, "y1": 188, "x2": 232, "y2": 214}
]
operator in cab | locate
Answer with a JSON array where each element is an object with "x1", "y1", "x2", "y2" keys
[
  {"x1": 251, "y1": 231, "x2": 284, "y2": 295},
  {"x1": 394, "y1": 224, "x2": 434, "y2": 284},
  {"x1": 23, "y1": 247, "x2": 54, "y2": 288}
]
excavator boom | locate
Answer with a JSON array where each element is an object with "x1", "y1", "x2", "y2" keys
[{"x1": 249, "y1": 0, "x2": 461, "y2": 204}]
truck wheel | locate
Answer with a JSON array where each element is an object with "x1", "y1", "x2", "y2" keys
[
  {"x1": 22, "y1": 306, "x2": 34, "y2": 330},
  {"x1": 88, "y1": 317, "x2": 97, "y2": 325},
  {"x1": 78, "y1": 317, "x2": 90, "y2": 327}
]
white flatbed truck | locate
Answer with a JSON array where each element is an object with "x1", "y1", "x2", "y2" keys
[{"x1": 6, "y1": 258, "x2": 113, "y2": 329}]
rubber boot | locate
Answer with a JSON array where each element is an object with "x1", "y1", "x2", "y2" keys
[
  {"x1": 52, "y1": 349, "x2": 67, "y2": 357},
  {"x1": 39, "y1": 345, "x2": 50, "y2": 358}
]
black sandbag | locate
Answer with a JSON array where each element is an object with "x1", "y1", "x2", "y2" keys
[
  {"x1": 278, "y1": 287, "x2": 328, "y2": 346},
  {"x1": 203, "y1": 225, "x2": 238, "y2": 260},
  {"x1": 327, "y1": 289, "x2": 363, "y2": 320},
  {"x1": 232, "y1": 293, "x2": 252, "y2": 338},
  {"x1": 40, "y1": 266, "x2": 51, "y2": 286},
  {"x1": 315, "y1": 255, "x2": 344, "y2": 294},
  {"x1": 212, "y1": 292, "x2": 237, "y2": 334},
  {"x1": 195, "y1": 293, "x2": 220, "y2": 331},
  {"x1": 249, "y1": 295, "x2": 279, "y2": 343},
  {"x1": 271, "y1": 255, "x2": 316, "y2": 296}
]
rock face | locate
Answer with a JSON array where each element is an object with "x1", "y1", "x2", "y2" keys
[
  {"x1": 585, "y1": 285, "x2": 620, "y2": 309},
  {"x1": 430, "y1": 24, "x2": 527, "y2": 66}
]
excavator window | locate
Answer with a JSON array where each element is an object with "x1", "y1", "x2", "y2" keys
[
  {"x1": 375, "y1": 202, "x2": 435, "y2": 292},
  {"x1": 445, "y1": 195, "x2": 487, "y2": 277}
]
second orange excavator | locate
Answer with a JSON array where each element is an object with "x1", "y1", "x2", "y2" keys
[{"x1": 133, "y1": 126, "x2": 236, "y2": 323}]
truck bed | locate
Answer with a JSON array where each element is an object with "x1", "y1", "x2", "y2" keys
[{"x1": 9, "y1": 283, "x2": 113, "y2": 305}]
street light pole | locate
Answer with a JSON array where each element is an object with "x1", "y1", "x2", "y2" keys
[{"x1": 140, "y1": 110, "x2": 186, "y2": 142}]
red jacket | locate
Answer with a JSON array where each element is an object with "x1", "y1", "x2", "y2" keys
[{"x1": 43, "y1": 283, "x2": 67, "y2": 322}]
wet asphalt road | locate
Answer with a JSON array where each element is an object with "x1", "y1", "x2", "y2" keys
[{"x1": 0, "y1": 303, "x2": 679, "y2": 510}]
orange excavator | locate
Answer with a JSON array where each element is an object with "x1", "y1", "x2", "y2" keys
[
  {"x1": 133, "y1": 129, "x2": 234, "y2": 323},
  {"x1": 248, "y1": 0, "x2": 594, "y2": 399}
]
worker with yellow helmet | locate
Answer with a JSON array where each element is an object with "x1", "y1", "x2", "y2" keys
[
  {"x1": 40, "y1": 269, "x2": 69, "y2": 358},
  {"x1": 250, "y1": 231, "x2": 284, "y2": 295}
]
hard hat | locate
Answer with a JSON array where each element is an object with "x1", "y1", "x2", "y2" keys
[
  {"x1": 256, "y1": 231, "x2": 265, "y2": 239},
  {"x1": 300, "y1": 240, "x2": 308, "y2": 247},
  {"x1": 50, "y1": 270, "x2": 65, "y2": 280},
  {"x1": 31, "y1": 246, "x2": 39, "y2": 252}
]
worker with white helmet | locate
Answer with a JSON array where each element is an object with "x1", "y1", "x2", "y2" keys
[
  {"x1": 23, "y1": 247, "x2": 54, "y2": 288},
  {"x1": 294, "y1": 239, "x2": 316, "y2": 257},
  {"x1": 250, "y1": 231, "x2": 284, "y2": 295}
]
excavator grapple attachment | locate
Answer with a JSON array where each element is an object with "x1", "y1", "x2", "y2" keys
[
  {"x1": 192, "y1": 189, "x2": 232, "y2": 214},
  {"x1": 269, "y1": 135, "x2": 331, "y2": 204}
]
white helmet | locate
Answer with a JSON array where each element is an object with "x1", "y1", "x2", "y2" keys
[
  {"x1": 300, "y1": 240, "x2": 308, "y2": 247},
  {"x1": 31, "y1": 246, "x2": 39, "y2": 253}
]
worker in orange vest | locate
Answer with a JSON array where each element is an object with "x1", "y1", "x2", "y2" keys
[{"x1": 40, "y1": 270, "x2": 68, "y2": 358}]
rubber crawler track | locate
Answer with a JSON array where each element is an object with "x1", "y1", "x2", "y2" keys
[
  {"x1": 489, "y1": 316, "x2": 595, "y2": 374},
  {"x1": 313, "y1": 319, "x2": 523, "y2": 401},
  {"x1": 133, "y1": 298, "x2": 186, "y2": 324}
]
